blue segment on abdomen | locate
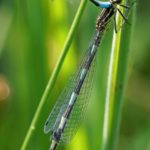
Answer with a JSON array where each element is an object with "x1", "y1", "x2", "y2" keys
[{"x1": 98, "y1": 1, "x2": 112, "y2": 8}]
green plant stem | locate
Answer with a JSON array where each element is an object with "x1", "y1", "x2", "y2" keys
[
  {"x1": 20, "y1": 0, "x2": 88, "y2": 149},
  {"x1": 102, "y1": 0, "x2": 136, "y2": 150}
]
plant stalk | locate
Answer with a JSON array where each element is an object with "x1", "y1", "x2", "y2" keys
[
  {"x1": 20, "y1": 0, "x2": 88, "y2": 149},
  {"x1": 102, "y1": 0, "x2": 136, "y2": 150}
]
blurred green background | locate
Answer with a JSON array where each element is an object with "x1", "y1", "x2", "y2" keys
[{"x1": 0, "y1": 0, "x2": 150, "y2": 150}]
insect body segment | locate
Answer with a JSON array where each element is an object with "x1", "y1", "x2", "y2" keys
[{"x1": 90, "y1": 0, "x2": 112, "y2": 8}]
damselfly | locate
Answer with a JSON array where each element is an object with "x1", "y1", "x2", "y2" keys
[{"x1": 44, "y1": 0, "x2": 130, "y2": 149}]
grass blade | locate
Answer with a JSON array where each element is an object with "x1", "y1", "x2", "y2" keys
[
  {"x1": 102, "y1": 0, "x2": 136, "y2": 150},
  {"x1": 20, "y1": 0, "x2": 88, "y2": 149}
]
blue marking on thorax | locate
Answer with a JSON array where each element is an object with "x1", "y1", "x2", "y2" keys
[{"x1": 98, "y1": 1, "x2": 112, "y2": 8}]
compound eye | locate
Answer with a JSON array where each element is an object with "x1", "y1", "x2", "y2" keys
[
  {"x1": 112, "y1": 0, "x2": 122, "y2": 4},
  {"x1": 116, "y1": 0, "x2": 122, "y2": 3}
]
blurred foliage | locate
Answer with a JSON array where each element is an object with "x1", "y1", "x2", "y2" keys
[{"x1": 0, "y1": 0, "x2": 149, "y2": 150}]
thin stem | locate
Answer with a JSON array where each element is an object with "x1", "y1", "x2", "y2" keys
[
  {"x1": 102, "y1": 6, "x2": 123, "y2": 149},
  {"x1": 20, "y1": 0, "x2": 88, "y2": 149},
  {"x1": 102, "y1": 0, "x2": 136, "y2": 150}
]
